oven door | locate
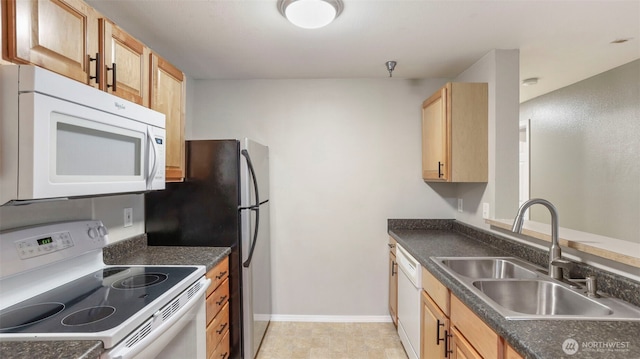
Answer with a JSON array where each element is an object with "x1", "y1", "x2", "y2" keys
[
  {"x1": 102, "y1": 277, "x2": 209, "y2": 359},
  {"x1": 16, "y1": 92, "x2": 165, "y2": 201}
]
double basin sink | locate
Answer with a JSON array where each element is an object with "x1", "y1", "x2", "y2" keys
[{"x1": 432, "y1": 257, "x2": 640, "y2": 321}]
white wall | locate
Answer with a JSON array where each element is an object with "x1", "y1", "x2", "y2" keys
[
  {"x1": 188, "y1": 78, "x2": 454, "y2": 318},
  {"x1": 450, "y1": 49, "x2": 520, "y2": 228}
]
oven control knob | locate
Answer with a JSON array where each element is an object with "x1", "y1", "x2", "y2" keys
[
  {"x1": 97, "y1": 225, "x2": 109, "y2": 237},
  {"x1": 88, "y1": 227, "x2": 98, "y2": 239}
]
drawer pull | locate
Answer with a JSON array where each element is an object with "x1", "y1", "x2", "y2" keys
[
  {"x1": 106, "y1": 63, "x2": 117, "y2": 91},
  {"x1": 216, "y1": 322, "x2": 228, "y2": 334},
  {"x1": 215, "y1": 271, "x2": 228, "y2": 280},
  {"x1": 220, "y1": 352, "x2": 228, "y2": 359},
  {"x1": 88, "y1": 53, "x2": 100, "y2": 85},
  {"x1": 436, "y1": 319, "x2": 445, "y2": 344},
  {"x1": 216, "y1": 295, "x2": 228, "y2": 305},
  {"x1": 444, "y1": 329, "x2": 453, "y2": 358}
]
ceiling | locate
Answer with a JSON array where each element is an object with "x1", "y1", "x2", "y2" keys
[{"x1": 87, "y1": 0, "x2": 639, "y2": 102}]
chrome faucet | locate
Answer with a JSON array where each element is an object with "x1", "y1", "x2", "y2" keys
[{"x1": 511, "y1": 198, "x2": 564, "y2": 280}]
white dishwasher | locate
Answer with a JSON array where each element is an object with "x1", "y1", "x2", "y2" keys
[{"x1": 396, "y1": 244, "x2": 422, "y2": 359}]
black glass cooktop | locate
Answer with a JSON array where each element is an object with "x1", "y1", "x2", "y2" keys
[{"x1": 0, "y1": 266, "x2": 198, "y2": 334}]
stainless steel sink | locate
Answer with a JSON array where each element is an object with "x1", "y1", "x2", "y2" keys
[
  {"x1": 472, "y1": 280, "x2": 613, "y2": 316},
  {"x1": 431, "y1": 256, "x2": 640, "y2": 321},
  {"x1": 439, "y1": 258, "x2": 538, "y2": 279}
]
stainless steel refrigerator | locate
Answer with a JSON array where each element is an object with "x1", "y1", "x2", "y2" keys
[{"x1": 145, "y1": 139, "x2": 272, "y2": 359}]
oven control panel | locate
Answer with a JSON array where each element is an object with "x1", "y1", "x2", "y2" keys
[
  {"x1": 14, "y1": 231, "x2": 75, "y2": 260},
  {"x1": 0, "y1": 220, "x2": 109, "y2": 279}
]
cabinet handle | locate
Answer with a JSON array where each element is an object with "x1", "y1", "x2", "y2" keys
[
  {"x1": 436, "y1": 319, "x2": 445, "y2": 345},
  {"x1": 388, "y1": 243, "x2": 396, "y2": 249},
  {"x1": 107, "y1": 63, "x2": 117, "y2": 91},
  {"x1": 88, "y1": 53, "x2": 100, "y2": 85},
  {"x1": 216, "y1": 322, "x2": 228, "y2": 334},
  {"x1": 215, "y1": 271, "x2": 228, "y2": 280},
  {"x1": 444, "y1": 329, "x2": 453, "y2": 358},
  {"x1": 220, "y1": 352, "x2": 228, "y2": 359},
  {"x1": 438, "y1": 161, "x2": 444, "y2": 178},
  {"x1": 216, "y1": 295, "x2": 228, "y2": 305},
  {"x1": 391, "y1": 261, "x2": 396, "y2": 276}
]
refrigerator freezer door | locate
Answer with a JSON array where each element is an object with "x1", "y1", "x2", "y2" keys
[{"x1": 240, "y1": 139, "x2": 271, "y2": 359}]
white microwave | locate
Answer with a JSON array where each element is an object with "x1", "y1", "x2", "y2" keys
[{"x1": 0, "y1": 65, "x2": 166, "y2": 205}]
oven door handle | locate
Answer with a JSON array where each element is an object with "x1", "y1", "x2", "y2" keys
[{"x1": 102, "y1": 277, "x2": 211, "y2": 359}]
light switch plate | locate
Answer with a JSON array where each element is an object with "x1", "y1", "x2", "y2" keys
[
  {"x1": 482, "y1": 203, "x2": 490, "y2": 219},
  {"x1": 457, "y1": 199, "x2": 463, "y2": 213}
]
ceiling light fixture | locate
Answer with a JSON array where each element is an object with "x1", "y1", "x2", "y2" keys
[
  {"x1": 522, "y1": 77, "x2": 539, "y2": 86},
  {"x1": 278, "y1": 0, "x2": 343, "y2": 29},
  {"x1": 386, "y1": 61, "x2": 397, "y2": 77}
]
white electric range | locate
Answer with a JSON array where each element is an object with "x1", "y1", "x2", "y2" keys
[{"x1": 0, "y1": 220, "x2": 210, "y2": 359}]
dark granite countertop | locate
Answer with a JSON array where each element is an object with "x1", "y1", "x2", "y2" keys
[
  {"x1": 0, "y1": 235, "x2": 231, "y2": 359},
  {"x1": 389, "y1": 220, "x2": 640, "y2": 359}
]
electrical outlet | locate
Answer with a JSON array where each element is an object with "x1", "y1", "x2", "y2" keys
[
  {"x1": 457, "y1": 198, "x2": 463, "y2": 213},
  {"x1": 124, "y1": 208, "x2": 133, "y2": 228},
  {"x1": 482, "y1": 203, "x2": 490, "y2": 219}
]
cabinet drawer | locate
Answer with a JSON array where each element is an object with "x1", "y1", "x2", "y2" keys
[
  {"x1": 422, "y1": 267, "x2": 449, "y2": 316},
  {"x1": 206, "y1": 257, "x2": 229, "y2": 297},
  {"x1": 451, "y1": 295, "x2": 499, "y2": 359},
  {"x1": 206, "y1": 278, "x2": 229, "y2": 324},
  {"x1": 206, "y1": 302, "x2": 230, "y2": 359},
  {"x1": 209, "y1": 329, "x2": 230, "y2": 359}
]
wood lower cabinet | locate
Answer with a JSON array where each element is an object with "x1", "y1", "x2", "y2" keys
[
  {"x1": 3, "y1": 0, "x2": 99, "y2": 86},
  {"x1": 100, "y1": 19, "x2": 149, "y2": 106},
  {"x1": 421, "y1": 291, "x2": 450, "y2": 359},
  {"x1": 505, "y1": 344, "x2": 524, "y2": 359},
  {"x1": 150, "y1": 52, "x2": 186, "y2": 181},
  {"x1": 420, "y1": 266, "x2": 529, "y2": 359},
  {"x1": 451, "y1": 327, "x2": 483, "y2": 359},
  {"x1": 421, "y1": 82, "x2": 488, "y2": 182},
  {"x1": 450, "y1": 295, "x2": 500, "y2": 359},
  {"x1": 206, "y1": 257, "x2": 230, "y2": 359},
  {"x1": 388, "y1": 237, "x2": 398, "y2": 326}
]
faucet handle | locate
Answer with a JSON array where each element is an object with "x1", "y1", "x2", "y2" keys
[
  {"x1": 569, "y1": 275, "x2": 600, "y2": 298},
  {"x1": 550, "y1": 257, "x2": 573, "y2": 269}
]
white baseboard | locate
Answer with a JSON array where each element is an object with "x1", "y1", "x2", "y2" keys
[{"x1": 269, "y1": 315, "x2": 392, "y2": 323}]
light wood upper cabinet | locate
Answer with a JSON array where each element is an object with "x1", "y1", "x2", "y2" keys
[
  {"x1": 100, "y1": 19, "x2": 149, "y2": 106},
  {"x1": 421, "y1": 83, "x2": 488, "y2": 183},
  {"x1": 4, "y1": 0, "x2": 100, "y2": 87},
  {"x1": 150, "y1": 52, "x2": 186, "y2": 182}
]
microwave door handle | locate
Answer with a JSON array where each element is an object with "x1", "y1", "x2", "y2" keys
[{"x1": 146, "y1": 127, "x2": 159, "y2": 190}]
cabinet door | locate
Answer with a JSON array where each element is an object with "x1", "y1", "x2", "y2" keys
[
  {"x1": 422, "y1": 86, "x2": 449, "y2": 181},
  {"x1": 150, "y1": 53, "x2": 186, "y2": 181},
  {"x1": 421, "y1": 291, "x2": 450, "y2": 359},
  {"x1": 389, "y1": 251, "x2": 398, "y2": 326},
  {"x1": 505, "y1": 344, "x2": 524, "y2": 359},
  {"x1": 101, "y1": 19, "x2": 149, "y2": 105},
  {"x1": 451, "y1": 327, "x2": 483, "y2": 359},
  {"x1": 5, "y1": 0, "x2": 99, "y2": 85}
]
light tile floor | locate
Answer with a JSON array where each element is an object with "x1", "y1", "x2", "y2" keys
[{"x1": 255, "y1": 322, "x2": 409, "y2": 359}]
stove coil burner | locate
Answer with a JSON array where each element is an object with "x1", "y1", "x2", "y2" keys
[
  {"x1": 0, "y1": 302, "x2": 65, "y2": 330},
  {"x1": 62, "y1": 306, "x2": 116, "y2": 326},
  {"x1": 112, "y1": 273, "x2": 168, "y2": 289}
]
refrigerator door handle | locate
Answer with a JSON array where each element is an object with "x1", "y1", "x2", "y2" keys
[
  {"x1": 241, "y1": 149, "x2": 260, "y2": 268},
  {"x1": 243, "y1": 207, "x2": 260, "y2": 268}
]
